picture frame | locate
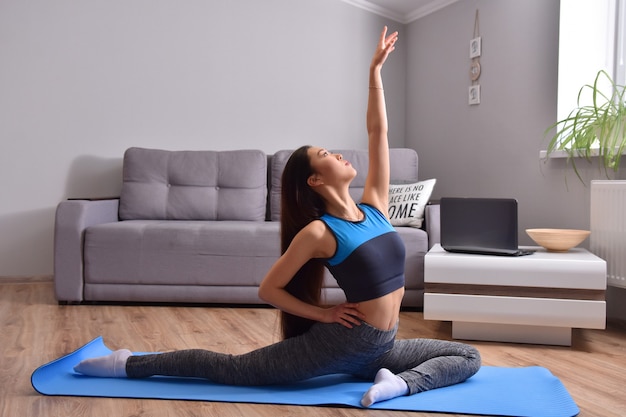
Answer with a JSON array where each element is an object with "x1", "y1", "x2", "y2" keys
[
  {"x1": 470, "y1": 37, "x2": 481, "y2": 58},
  {"x1": 469, "y1": 85, "x2": 481, "y2": 105}
]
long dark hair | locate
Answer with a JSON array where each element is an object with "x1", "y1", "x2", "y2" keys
[{"x1": 279, "y1": 146, "x2": 327, "y2": 339}]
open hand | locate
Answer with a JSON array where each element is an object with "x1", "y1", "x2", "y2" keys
[
  {"x1": 322, "y1": 302, "x2": 366, "y2": 328},
  {"x1": 371, "y1": 26, "x2": 398, "y2": 68}
]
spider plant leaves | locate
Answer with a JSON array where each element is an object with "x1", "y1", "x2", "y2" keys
[{"x1": 545, "y1": 70, "x2": 626, "y2": 183}]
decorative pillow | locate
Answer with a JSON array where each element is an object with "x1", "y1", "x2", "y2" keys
[{"x1": 388, "y1": 179, "x2": 437, "y2": 228}]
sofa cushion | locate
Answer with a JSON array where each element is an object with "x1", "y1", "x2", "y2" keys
[
  {"x1": 84, "y1": 220, "x2": 281, "y2": 287},
  {"x1": 269, "y1": 150, "x2": 294, "y2": 222},
  {"x1": 83, "y1": 220, "x2": 427, "y2": 292},
  {"x1": 269, "y1": 148, "x2": 419, "y2": 221},
  {"x1": 119, "y1": 148, "x2": 267, "y2": 221}
]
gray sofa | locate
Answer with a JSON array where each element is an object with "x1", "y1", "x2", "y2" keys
[{"x1": 54, "y1": 147, "x2": 440, "y2": 307}]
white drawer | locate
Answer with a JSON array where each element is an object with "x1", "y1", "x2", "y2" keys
[{"x1": 424, "y1": 293, "x2": 606, "y2": 329}]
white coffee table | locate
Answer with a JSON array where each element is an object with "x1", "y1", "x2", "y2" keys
[{"x1": 423, "y1": 244, "x2": 606, "y2": 346}]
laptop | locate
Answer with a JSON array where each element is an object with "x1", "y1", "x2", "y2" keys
[{"x1": 440, "y1": 197, "x2": 534, "y2": 256}]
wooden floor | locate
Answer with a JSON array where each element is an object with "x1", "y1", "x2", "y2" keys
[{"x1": 3, "y1": 278, "x2": 626, "y2": 417}]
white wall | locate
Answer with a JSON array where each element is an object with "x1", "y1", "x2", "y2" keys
[{"x1": 0, "y1": 0, "x2": 406, "y2": 276}]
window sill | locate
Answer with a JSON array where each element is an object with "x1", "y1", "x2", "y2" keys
[
  {"x1": 539, "y1": 149, "x2": 626, "y2": 159},
  {"x1": 539, "y1": 149, "x2": 568, "y2": 159}
]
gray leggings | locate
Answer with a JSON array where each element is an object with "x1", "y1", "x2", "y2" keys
[{"x1": 126, "y1": 321, "x2": 481, "y2": 395}]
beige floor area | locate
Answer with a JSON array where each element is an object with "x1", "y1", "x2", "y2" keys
[{"x1": 2, "y1": 277, "x2": 626, "y2": 417}]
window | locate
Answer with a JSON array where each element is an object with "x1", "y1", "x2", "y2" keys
[{"x1": 557, "y1": 0, "x2": 619, "y2": 123}]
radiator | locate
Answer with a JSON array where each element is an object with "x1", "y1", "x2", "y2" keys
[{"x1": 590, "y1": 180, "x2": 626, "y2": 288}]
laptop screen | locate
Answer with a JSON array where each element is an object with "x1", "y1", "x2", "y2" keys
[{"x1": 440, "y1": 197, "x2": 519, "y2": 252}]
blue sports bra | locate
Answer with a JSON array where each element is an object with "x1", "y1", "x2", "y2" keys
[{"x1": 319, "y1": 204, "x2": 406, "y2": 303}]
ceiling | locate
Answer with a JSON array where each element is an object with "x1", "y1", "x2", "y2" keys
[{"x1": 341, "y1": 0, "x2": 458, "y2": 24}]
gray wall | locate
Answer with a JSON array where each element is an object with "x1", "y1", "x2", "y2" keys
[
  {"x1": 405, "y1": 0, "x2": 626, "y2": 318},
  {"x1": 407, "y1": 0, "x2": 569, "y2": 235},
  {"x1": 0, "y1": 0, "x2": 405, "y2": 276}
]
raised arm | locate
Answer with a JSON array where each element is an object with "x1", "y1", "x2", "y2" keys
[{"x1": 361, "y1": 26, "x2": 398, "y2": 216}]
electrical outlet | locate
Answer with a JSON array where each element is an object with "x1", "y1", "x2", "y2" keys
[{"x1": 469, "y1": 85, "x2": 480, "y2": 105}]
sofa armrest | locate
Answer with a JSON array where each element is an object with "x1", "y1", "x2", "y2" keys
[
  {"x1": 54, "y1": 199, "x2": 120, "y2": 302},
  {"x1": 424, "y1": 203, "x2": 440, "y2": 249}
]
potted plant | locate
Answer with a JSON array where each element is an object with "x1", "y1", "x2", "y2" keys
[
  {"x1": 544, "y1": 70, "x2": 626, "y2": 292},
  {"x1": 545, "y1": 69, "x2": 626, "y2": 183}
]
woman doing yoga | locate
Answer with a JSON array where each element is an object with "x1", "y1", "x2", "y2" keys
[{"x1": 74, "y1": 27, "x2": 481, "y2": 407}]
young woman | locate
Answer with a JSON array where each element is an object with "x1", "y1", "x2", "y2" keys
[{"x1": 74, "y1": 27, "x2": 481, "y2": 408}]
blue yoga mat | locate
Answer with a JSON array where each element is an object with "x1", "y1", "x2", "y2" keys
[{"x1": 32, "y1": 337, "x2": 579, "y2": 417}]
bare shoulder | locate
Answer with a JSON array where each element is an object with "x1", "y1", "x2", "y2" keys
[
  {"x1": 292, "y1": 219, "x2": 336, "y2": 259},
  {"x1": 300, "y1": 219, "x2": 328, "y2": 238}
]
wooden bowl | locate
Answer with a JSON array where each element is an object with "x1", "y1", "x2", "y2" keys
[{"x1": 526, "y1": 228, "x2": 590, "y2": 252}]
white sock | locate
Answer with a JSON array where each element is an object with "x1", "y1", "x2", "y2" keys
[
  {"x1": 361, "y1": 368, "x2": 409, "y2": 407},
  {"x1": 73, "y1": 349, "x2": 132, "y2": 377}
]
